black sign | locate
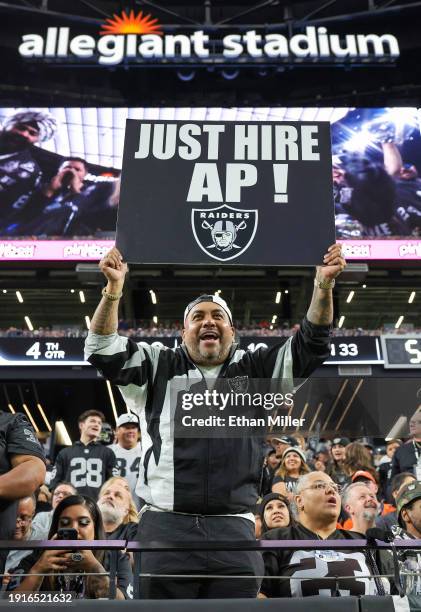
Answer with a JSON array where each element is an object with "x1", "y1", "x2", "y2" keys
[
  {"x1": 0, "y1": 336, "x2": 381, "y2": 367},
  {"x1": 381, "y1": 335, "x2": 421, "y2": 369},
  {"x1": 117, "y1": 119, "x2": 335, "y2": 266}
]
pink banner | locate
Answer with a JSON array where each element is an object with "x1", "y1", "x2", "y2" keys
[
  {"x1": 0, "y1": 241, "x2": 113, "y2": 260},
  {"x1": 0, "y1": 240, "x2": 420, "y2": 261},
  {"x1": 339, "y1": 240, "x2": 421, "y2": 260}
]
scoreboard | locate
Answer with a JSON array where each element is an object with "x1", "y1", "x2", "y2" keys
[
  {"x1": 381, "y1": 335, "x2": 421, "y2": 369},
  {"x1": 0, "y1": 335, "x2": 385, "y2": 367}
]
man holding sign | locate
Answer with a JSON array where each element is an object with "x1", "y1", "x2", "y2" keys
[{"x1": 85, "y1": 243, "x2": 345, "y2": 599}]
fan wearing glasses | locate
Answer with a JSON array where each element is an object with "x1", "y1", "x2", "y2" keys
[{"x1": 260, "y1": 471, "x2": 389, "y2": 598}]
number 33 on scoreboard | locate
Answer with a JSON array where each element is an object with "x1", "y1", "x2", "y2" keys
[{"x1": 330, "y1": 342, "x2": 358, "y2": 357}]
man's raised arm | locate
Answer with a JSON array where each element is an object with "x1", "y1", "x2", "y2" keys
[
  {"x1": 90, "y1": 247, "x2": 128, "y2": 335},
  {"x1": 306, "y1": 243, "x2": 346, "y2": 326}
]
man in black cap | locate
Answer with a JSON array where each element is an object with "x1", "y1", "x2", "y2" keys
[
  {"x1": 0, "y1": 109, "x2": 57, "y2": 233},
  {"x1": 327, "y1": 437, "x2": 350, "y2": 487},
  {"x1": 271, "y1": 436, "x2": 297, "y2": 461},
  {"x1": 392, "y1": 481, "x2": 421, "y2": 595},
  {"x1": 85, "y1": 243, "x2": 346, "y2": 599}
]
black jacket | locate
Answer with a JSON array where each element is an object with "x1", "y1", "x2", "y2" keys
[{"x1": 86, "y1": 317, "x2": 330, "y2": 515}]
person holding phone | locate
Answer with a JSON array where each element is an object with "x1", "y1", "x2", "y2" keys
[{"x1": 8, "y1": 494, "x2": 132, "y2": 599}]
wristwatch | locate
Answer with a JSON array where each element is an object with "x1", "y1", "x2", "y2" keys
[{"x1": 314, "y1": 277, "x2": 335, "y2": 289}]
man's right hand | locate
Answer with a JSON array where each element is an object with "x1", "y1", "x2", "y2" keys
[{"x1": 99, "y1": 247, "x2": 128, "y2": 286}]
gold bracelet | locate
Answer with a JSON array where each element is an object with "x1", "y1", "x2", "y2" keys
[
  {"x1": 101, "y1": 287, "x2": 123, "y2": 301},
  {"x1": 314, "y1": 277, "x2": 335, "y2": 290}
]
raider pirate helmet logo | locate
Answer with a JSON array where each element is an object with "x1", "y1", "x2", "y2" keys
[{"x1": 192, "y1": 205, "x2": 258, "y2": 262}]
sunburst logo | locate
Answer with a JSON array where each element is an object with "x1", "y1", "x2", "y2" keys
[{"x1": 100, "y1": 10, "x2": 162, "y2": 36}]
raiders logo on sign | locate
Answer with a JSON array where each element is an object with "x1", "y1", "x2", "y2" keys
[{"x1": 191, "y1": 205, "x2": 258, "y2": 262}]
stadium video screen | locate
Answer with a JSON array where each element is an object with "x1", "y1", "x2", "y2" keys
[{"x1": 0, "y1": 106, "x2": 420, "y2": 260}]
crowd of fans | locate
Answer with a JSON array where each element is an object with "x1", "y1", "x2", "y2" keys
[
  {"x1": 1, "y1": 322, "x2": 419, "y2": 338},
  {"x1": 2, "y1": 406, "x2": 421, "y2": 601}
]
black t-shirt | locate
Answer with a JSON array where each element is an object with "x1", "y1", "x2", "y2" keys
[
  {"x1": 0, "y1": 412, "x2": 45, "y2": 571},
  {"x1": 271, "y1": 475, "x2": 298, "y2": 495},
  {"x1": 261, "y1": 523, "x2": 385, "y2": 598},
  {"x1": 106, "y1": 521, "x2": 138, "y2": 541},
  {"x1": 50, "y1": 441, "x2": 117, "y2": 500}
]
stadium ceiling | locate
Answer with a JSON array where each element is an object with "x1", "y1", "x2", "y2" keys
[
  {"x1": 1, "y1": 264, "x2": 421, "y2": 332},
  {"x1": 1, "y1": 0, "x2": 421, "y2": 27},
  {"x1": 1, "y1": 0, "x2": 421, "y2": 105}
]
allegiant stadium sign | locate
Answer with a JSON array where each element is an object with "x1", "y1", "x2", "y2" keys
[{"x1": 17, "y1": 10, "x2": 400, "y2": 66}]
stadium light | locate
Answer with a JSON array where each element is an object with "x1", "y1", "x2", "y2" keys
[
  {"x1": 284, "y1": 290, "x2": 289, "y2": 294},
  {"x1": 338, "y1": 315, "x2": 345, "y2": 328},
  {"x1": 362, "y1": 284, "x2": 367, "y2": 288},
  {"x1": 70, "y1": 289, "x2": 75, "y2": 293},
  {"x1": 24, "y1": 316, "x2": 33, "y2": 331},
  {"x1": 271, "y1": 315, "x2": 277, "y2": 324},
  {"x1": 7, "y1": 404, "x2": 15, "y2": 414},
  {"x1": 409, "y1": 291, "x2": 416, "y2": 304},
  {"x1": 37, "y1": 403, "x2": 52, "y2": 433},
  {"x1": 346, "y1": 291, "x2": 355, "y2": 303},
  {"x1": 79, "y1": 290, "x2": 86, "y2": 303},
  {"x1": 85, "y1": 315, "x2": 91, "y2": 330},
  {"x1": 275, "y1": 291, "x2": 281, "y2": 304},
  {"x1": 395, "y1": 315, "x2": 404, "y2": 329},
  {"x1": 16, "y1": 291, "x2": 23, "y2": 303},
  {"x1": 55, "y1": 421, "x2": 72, "y2": 446},
  {"x1": 149, "y1": 290, "x2": 157, "y2": 304},
  {"x1": 22, "y1": 403, "x2": 39, "y2": 433},
  {"x1": 2, "y1": 289, "x2": 6, "y2": 294},
  {"x1": 106, "y1": 380, "x2": 118, "y2": 425},
  {"x1": 153, "y1": 316, "x2": 158, "y2": 325}
]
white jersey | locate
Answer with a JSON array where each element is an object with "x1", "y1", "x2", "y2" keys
[{"x1": 109, "y1": 442, "x2": 142, "y2": 500}]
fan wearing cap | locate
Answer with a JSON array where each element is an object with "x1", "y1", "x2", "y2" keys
[
  {"x1": 327, "y1": 437, "x2": 350, "y2": 488},
  {"x1": 0, "y1": 109, "x2": 57, "y2": 233},
  {"x1": 396, "y1": 482, "x2": 421, "y2": 539},
  {"x1": 85, "y1": 243, "x2": 345, "y2": 599},
  {"x1": 271, "y1": 436, "x2": 297, "y2": 460},
  {"x1": 258, "y1": 493, "x2": 292, "y2": 537},
  {"x1": 393, "y1": 482, "x2": 421, "y2": 595},
  {"x1": 272, "y1": 447, "x2": 310, "y2": 500},
  {"x1": 109, "y1": 413, "x2": 142, "y2": 510}
]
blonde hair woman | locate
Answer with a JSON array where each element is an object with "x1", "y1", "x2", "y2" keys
[{"x1": 272, "y1": 447, "x2": 310, "y2": 500}]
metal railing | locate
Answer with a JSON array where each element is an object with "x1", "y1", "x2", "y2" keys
[{"x1": 0, "y1": 538, "x2": 420, "y2": 600}]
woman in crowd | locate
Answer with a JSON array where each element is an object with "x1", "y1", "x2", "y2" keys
[
  {"x1": 259, "y1": 493, "x2": 292, "y2": 538},
  {"x1": 272, "y1": 447, "x2": 310, "y2": 500},
  {"x1": 10, "y1": 494, "x2": 132, "y2": 598},
  {"x1": 31, "y1": 481, "x2": 76, "y2": 540},
  {"x1": 343, "y1": 442, "x2": 377, "y2": 481}
]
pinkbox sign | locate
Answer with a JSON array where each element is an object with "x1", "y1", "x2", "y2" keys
[
  {"x1": 0, "y1": 240, "x2": 420, "y2": 261},
  {"x1": 339, "y1": 240, "x2": 421, "y2": 260},
  {"x1": 0, "y1": 240, "x2": 113, "y2": 261}
]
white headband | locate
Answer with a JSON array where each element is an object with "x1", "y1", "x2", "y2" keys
[{"x1": 184, "y1": 294, "x2": 232, "y2": 324}]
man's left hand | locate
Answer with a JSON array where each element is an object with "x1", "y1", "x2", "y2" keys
[{"x1": 316, "y1": 243, "x2": 346, "y2": 280}]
